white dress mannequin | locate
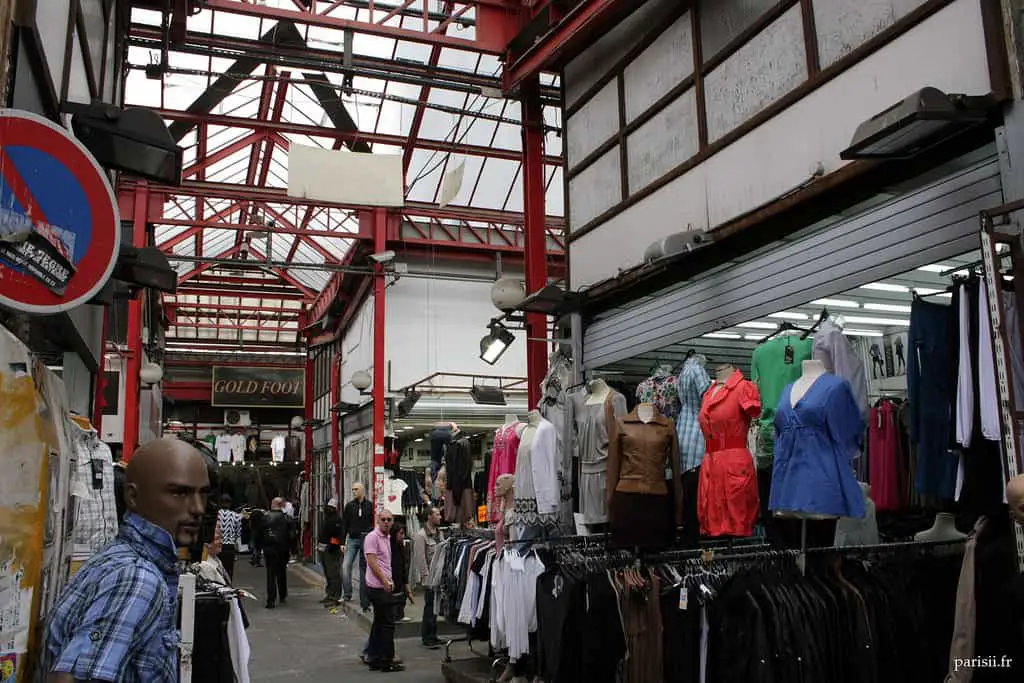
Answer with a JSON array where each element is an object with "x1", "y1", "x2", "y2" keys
[
  {"x1": 790, "y1": 359, "x2": 826, "y2": 406},
  {"x1": 914, "y1": 512, "x2": 967, "y2": 541},
  {"x1": 586, "y1": 378, "x2": 612, "y2": 405},
  {"x1": 507, "y1": 410, "x2": 559, "y2": 540},
  {"x1": 504, "y1": 414, "x2": 519, "y2": 426}
]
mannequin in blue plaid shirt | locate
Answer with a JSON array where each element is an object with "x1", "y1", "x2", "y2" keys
[{"x1": 45, "y1": 439, "x2": 211, "y2": 683}]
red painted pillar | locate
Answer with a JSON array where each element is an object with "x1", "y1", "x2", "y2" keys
[
  {"x1": 330, "y1": 354, "x2": 341, "y2": 497},
  {"x1": 302, "y1": 351, "x2": 314, "y2": 558},
  {"x1": 371, "y1": 208, "x2": 387, "y2": 514},
  {"x1": 92, "y1": 307, "x2": 109, "y2": 433},
  {"x1": 122, "y1": 184, "x2": 148, "y2": 461},
  {"x1": 522, "y1": 78, "x2": 549, "y2": 407}
]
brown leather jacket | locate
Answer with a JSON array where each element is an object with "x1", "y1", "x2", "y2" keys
[{"x1": 607, "y1": 407, "x2": 683, "y2": 523}]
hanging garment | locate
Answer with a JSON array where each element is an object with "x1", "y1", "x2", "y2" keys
[
  {"x1": 908, "y1": 297, "x2": 958, "y2": 499},
  {"x1": 270, "y1": 435, "x2": 286, "y2": 463},
  {"x1": 446, "y1": 437, "x2": 475, "y2": 524},
  {"x1": 770, "y1": 374, "x2": 866, "y2": 518},
  {"x1": 570, "y1": 390, "x2": 628, "y2": 525},
  {"x1": 869, "y1": 400, "x2": 904, "y2": 512},
  {"x1": 676, "y1": 357, "x2": 712, "y2": 473},
  {"x1": 751, "y1": 335, "x2": 813, "y2": 466},
  {"x1": 215, "y1": 434, "x2": 233, "y2": 463},
  {"x1": 506, "y1": 419, "x2": 560, "y2": 533},
  {"x1": 539, "y1": 353, "x2": 573, "y2": 532},
  {"x1": 813, "y1": 319, "x2": 869, "y2": 418},
  {"x1": 833, "y1": 482, "x2": 879, "y2": 546},
  {"x1": 636, "y1": 368, "x2": 682, "y2": 421},
  {"x1": 697, "y1": 370, "x2": 761, "y2": 537},
  {"x1": 608, "y1": 407, "x2": 683, "y2": 550},
  {"x1": 68, "y1": 420, "x2": 119, "y2": 558},
  {"x1": 957, "y1": 284, "x2": 976, "y2": 448},
  {"x1": 487, "y1": 423, "x2": 521, "y2": 523}
]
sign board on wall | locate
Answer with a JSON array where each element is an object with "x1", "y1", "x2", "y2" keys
[
  {"x1": 0, "y1": 109, "x2": 120, "y2": 314},
  {"x1": 211, "y1": 366, "x2": 305, "y2": 408}
]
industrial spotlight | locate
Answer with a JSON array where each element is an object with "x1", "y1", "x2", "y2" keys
[
  {"x1": 479, "y1": 322, "x2": 515, "y2": 365},
  {"x1": 369, "y1": 250, "x2": 397, "y2": 264},
  {"x1": 470, "y1": 384, "x2": 506, "y2": 406},
  {"x1": 839, "y1": 87, "x2": 991, "y2": 160}
]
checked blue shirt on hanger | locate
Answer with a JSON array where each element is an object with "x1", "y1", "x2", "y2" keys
[{"x1": 46, "y1": 513, "x2": 182, "y2": 683}]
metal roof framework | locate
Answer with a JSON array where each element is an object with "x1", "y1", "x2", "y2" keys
[{"x1": 122, "y1": 0, "x2": 568, "y2": 349}]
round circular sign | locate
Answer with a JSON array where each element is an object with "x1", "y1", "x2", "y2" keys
[{"x1": 0, "y1": 109, "x2": 121, "y2": 314}]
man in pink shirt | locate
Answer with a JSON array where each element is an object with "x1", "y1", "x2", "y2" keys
[{"x1": 363, "y1": 511, "x2": 403, "y2": 672}]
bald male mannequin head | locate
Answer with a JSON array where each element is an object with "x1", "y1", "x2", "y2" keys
[
  {"x1": 1009, "y1": 475, "x2": 1024, "y2": 526},
  {"x1": 125, "y1": 438, "x2": 210, "y2": 547}
]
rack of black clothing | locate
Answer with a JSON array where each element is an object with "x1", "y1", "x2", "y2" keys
[{"x1": 536, "y1": 539, "x2": 965, "y2": 683}]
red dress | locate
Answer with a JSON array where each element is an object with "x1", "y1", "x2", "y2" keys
[
  {"x1": 487, "y1": 423, "x2": 520, "y2": 523},
  {"x1": 698, "y1": 370, "x2": 761, "y2": 537}
]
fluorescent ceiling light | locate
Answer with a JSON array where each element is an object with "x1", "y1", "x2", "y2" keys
[
  {"x1": 915, "y1": 287, "x2": 953, "y2": 298},
  {"x1": 812, "y1": 298, "x2": 860, "y2": 309},
  {"x1": 917, "y1": 264, "x2": 952, "y2": 273},
  {"x1": 845, "y1": 315, "x2": 910, "y2": 326},
  {"x1": 843, "y1": 329, "x2": 884, "y2": 337},
  {"x1": 702, "y1": 333, "x2": 741, "y2": 339},
  {"x1": 743, "y1": 334, "x2": 766, "y2": 341},
  {"x1": 737, "y1": 321, "x2": 777, "y2": 329},
  {"x1": 768, "y1": 312, "x2": 807, "y2": 320},
  {"x1": 863, "y1": 303, "x2": 912, "y2": 313},
  {"x1": 860, "y1": 283, "x2": 909, "y2": 293}
]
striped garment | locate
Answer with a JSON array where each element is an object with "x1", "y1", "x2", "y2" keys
[{"x1": 677, "y1": 358, "x2": 713, "y2": 472}]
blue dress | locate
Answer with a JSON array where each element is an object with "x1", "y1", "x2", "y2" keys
[{"x1": 769, "y1": 373, "x2": 866, "y2": 518}]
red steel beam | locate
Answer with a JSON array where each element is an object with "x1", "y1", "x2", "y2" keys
[
  {"x1": 129, "y1": 179, "x2": 566, "y2": 229},
  {"x1": 170, "y1": 322, "x2": 299, "y2": 332},
  {"x1": 178, "y1": 244, "x2": 246, "y2": 284},
  {"x1": 183, "y1": 131, "x2": 264, "y2": 179},
  {"x1": 504, "y1": 0, "x2": 634, "y2": 94},
  {"x1": 176, "y1": 286, "x2": 309, "y2": 300},
  {"x1": 124, "y1": 185, "x2": 148, "y2": 460},
  {"x1": 152, "y1": 110, "x2": 561, "y2": 166},
  {"x1": 522, "y1": 79, "x2": 548, "y2": 407},
  {"x1": 202, "y1": 0, "x2": 504, "y2": 54},
  {"x1": 371, "y1": 207, "x2": 387, "y2": 512},
  {"x1": 163, "y1": 381, "x2": 213, "y2": 402},
  {"x1": 169, "y1": 303, "x2": 302, "y2": 315}
]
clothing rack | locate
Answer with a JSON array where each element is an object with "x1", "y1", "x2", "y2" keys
[
  {"x1": 800, "y1": 307, "x2": 829, "y2": 339},
  {"x1": 758, "y1": 320, "x2": 809, "y2": 344}
]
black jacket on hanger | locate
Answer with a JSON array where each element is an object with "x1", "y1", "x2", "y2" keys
[{"x1": 446, "y1": 437, "x2": 473, "y2": 503}]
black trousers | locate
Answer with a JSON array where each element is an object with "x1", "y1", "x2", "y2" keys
[
  {"x1": 220, "y1": 544, "x2": 237, "y2": 581},
  {"x1": 367, "y1": 587, "x2": 396, "y2": 663},
  {"x1": 264, "y1": 549, "x2": 288, "y2": 605},
  {"x1": 322, "y1": 550, "x2": 342, "y2": 600},
  {"x1": 680, "y1": 466, "x2": 701, "y2": 547},
  {"x1": 421, "y1": 589, "x2": 438, "y2": 644}
]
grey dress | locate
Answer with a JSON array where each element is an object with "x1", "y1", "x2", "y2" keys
[{"x1": 569, "y1": 390, "x2": 628, "y2": 524}]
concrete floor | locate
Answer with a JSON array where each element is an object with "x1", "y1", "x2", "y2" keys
[{"x1": 232, "y1": 560, "x2": 466, "y2": 682}]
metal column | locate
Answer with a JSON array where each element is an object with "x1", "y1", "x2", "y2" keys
[
  {"x1": 123, "y1": 184, "x2": 148, "y2": 461},
  {"x1": 92, "y1": 307, "x2": 109, "y2": 434},
  {"x1": 371, "y1": 207, "x2": 387, "y2": 512},
  {"x1": 302, "y1": 351, "x2": 314, "y2": 558},
  {"x1": 522, "y1": 78, "x2": 548, "y2": 407},
  {"x1": 331, "y1": 354, "x2": 341, "y2": 498}
]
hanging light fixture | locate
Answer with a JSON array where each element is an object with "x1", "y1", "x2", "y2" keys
[{"x1": 479, "y1": 322, "x2": 515, "y2": 365}]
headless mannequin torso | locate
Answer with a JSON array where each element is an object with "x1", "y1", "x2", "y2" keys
[
  {"x1": 637, "y1": 402, "x2": 655, "y2": 423},
  {"x1": 586, "y1": 378, "x2": 612, "y2": 405},
  {"x1": 504, "y1": 414, "x2": 519, "y2": 426},
  {"x1": 519, "y1": 409, "x2": 542, "y2": 450},
  {"x1": 791, "y1": 359, "x2": 826, "y2": 406},
  {"x1": 709, "y1": 364, "x2": 735, "y2": 400},
  {"x1": 915, "y1": 512, "x2": 966, "y2": 541}
]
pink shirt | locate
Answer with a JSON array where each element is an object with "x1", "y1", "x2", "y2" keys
[{"x1": 363, "y1": 528, "x2": 393, "y2": 589}]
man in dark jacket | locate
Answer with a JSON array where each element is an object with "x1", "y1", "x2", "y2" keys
[
  {"x1": 341, "y1": 483, "x2": 374, "y2": 611},
  {"x1": 319, "y1": 497, "x2": 344, "y2": 605},
  {"x1": 258, "y1": 497, "x2": 295, "y2": 609}
]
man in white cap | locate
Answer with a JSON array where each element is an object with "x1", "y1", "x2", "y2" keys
[{"x1": 318, "y1": 497, "x2": 344, "y2": 605}]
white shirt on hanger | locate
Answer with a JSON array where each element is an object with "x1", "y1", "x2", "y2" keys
[
  {"x1": 382, "y1": 478, "x2": 408, "y2": 515},
  {"x1": 271, "y1": 435, "x2": 286, "y2": 463},
  {"x1": 215, "y1": 434, "x2": 233, "y2": 463},
  {"x1": 956, "y1": 283, "x2": 975, "y2": 448},
  {"x1": 230, "y1": 433, "x2": 246, "y2": 463}
]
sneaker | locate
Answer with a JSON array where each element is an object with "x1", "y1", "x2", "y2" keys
[
  {"x1": 421, "y1": 641, "x2": 440, "y2": 650},
  {"x1": 400, "y1": 617, "x2": 412, "y2": 622}
]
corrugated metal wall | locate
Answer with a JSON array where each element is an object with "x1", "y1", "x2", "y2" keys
[{"x1": 583, "y1": 157, "x2": 1003, "y2": 369}]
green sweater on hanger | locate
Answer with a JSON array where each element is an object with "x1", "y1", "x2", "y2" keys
[{"x1": 751, "y1": 334, "x2": 814, "y2": 468}]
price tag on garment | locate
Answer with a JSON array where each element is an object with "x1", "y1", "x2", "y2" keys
[
  {"x1": 678, "y1": 588, "x2": 689, "y2": 611},
  {"x1": 784, "y1": 344, "x2": 794, "y2": 365}
]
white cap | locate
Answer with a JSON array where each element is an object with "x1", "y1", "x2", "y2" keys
[{"x1": 327, "y1": 497, "x2": 338, "y2": 508}]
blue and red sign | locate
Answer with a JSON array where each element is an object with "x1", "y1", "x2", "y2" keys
[{"x1": 0, "y1": 109, "x2": 120, "y2": 314}]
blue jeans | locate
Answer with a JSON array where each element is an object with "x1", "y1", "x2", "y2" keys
[{"x1": 342, "y1": 536, "x2": 369, "y2": 609}]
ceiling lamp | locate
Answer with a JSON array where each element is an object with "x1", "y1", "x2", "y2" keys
[
  {"x1": 840, "y1": 87, "x2": 990, "y2": 160},
  {"x1": 470, "y1": 384, "x2": 506, "y2": 406},
  {"x1": 352, "y1": 369, "x2": 372, "y2": 392},
  {"x1": 140, "y1": 362, "x2": 163, "y2": 385},
  {"x1": 479, "y1": 323, "x2": 515, "y2": 365}
]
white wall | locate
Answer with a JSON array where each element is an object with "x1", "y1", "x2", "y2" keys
[
  {"x1": 384, "y1": 276, "x2": 528, "y2": 390},
  {"x1": 567, "y1": 0, "x2": 994, "y2": 289},
  {"x1": 339, "y1": 293, "x2": 375, "y2": 405}
]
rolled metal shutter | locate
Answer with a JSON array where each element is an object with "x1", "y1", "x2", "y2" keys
[{"x1": 583, "y1": 157, "x2": 1003, "y2": 369}]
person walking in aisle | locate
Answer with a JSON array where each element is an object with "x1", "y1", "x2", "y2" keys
[
  {"x1": 318, "y1": 497, "x2": 344, "y2": 605},
  {"x1": 215, "y1": 493, "x2": 243, "y2": 580},
  {"x1": 391, "y1": 523, "x2": 413, "y2": 622},
  {"x1": 340, "y1": 482, "x2": 374, "y2": 610},
  {"x1": 45, "y1": 439, "x2": 210, "y2": 683},
  {"x1": 363, "y1": 511, "x2": 403, "y2": 672},
  {"x1": 259, "y1": 497, "x2": 295, "y2": 609},
  {"x1": 412, "y1": 506, "x2": 444, "y2": 648}
]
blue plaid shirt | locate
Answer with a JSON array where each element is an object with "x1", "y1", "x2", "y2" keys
[
  {"x1": 46, "y1": 513, "x2": 180, "y2": 683},
  {"x1": 677, "y1": 358, "x2": 713, "y2": 472}
]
